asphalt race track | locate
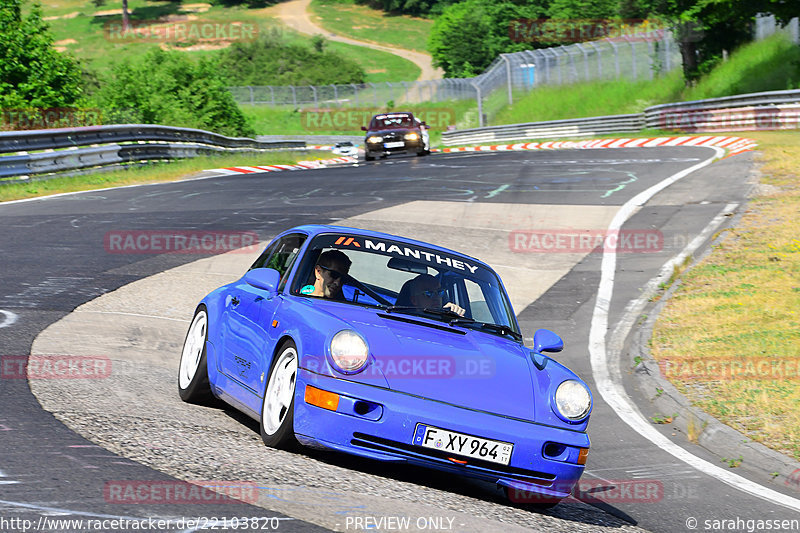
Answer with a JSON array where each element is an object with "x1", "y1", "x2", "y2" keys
[{"x1": 1, "y1": 147, "x2": 799, "y2": 533}]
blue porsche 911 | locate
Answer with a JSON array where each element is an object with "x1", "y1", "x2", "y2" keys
[{"x1": 178, "y1": 225, "x2": 592, "y2": 504}]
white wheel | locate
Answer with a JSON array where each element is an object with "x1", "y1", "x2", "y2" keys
[
  {"x1": 260, "y1": 342, "x2": 298, "y2": 448},
  {"x1": 178, "y1": 307, "x2": 213, "y2": 403}
]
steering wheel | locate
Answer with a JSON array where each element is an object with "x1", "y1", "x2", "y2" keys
[{"x1": 343, "y1": 275, "x2": 393, "y2": 307}]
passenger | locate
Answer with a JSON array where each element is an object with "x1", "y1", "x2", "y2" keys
[
  {"x1": 399, "y1": 274, "x2": 466, "y2": 316},
  {"x1": 300, "y1": 249, "x2": 352, "y2": 300}
]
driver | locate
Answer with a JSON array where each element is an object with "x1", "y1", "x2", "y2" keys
[
  {"x1": 300, "y1": 249, "x2": 351, "y2": 300},
  {"x1": 403, "y1": 274, "x2": 465, "y2": 316}
]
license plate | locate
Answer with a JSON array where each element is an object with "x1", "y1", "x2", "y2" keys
[
  {"x1": 412, "y1": 424, "x2": 513, "y2": 465},
  {"x1": 384, "y1": 141, "x2": 405, "y2": 148}
]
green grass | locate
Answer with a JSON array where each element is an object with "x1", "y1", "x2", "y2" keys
[
  {"x1": 321, "y1": 40, "x2": 420, "y2": 82},
  {"x1": 41, "y1": 0, "x2": 420, "y2": 83},
  {"x1": 309, "y1": 0, "x2": 433, "y2": 52},
  {"x1": 491, "y1": 71, "x2": 685, "y2": 125},
  {"x1": 241, "y1": 98, "x2": 479, "y2": 144},
  {"x1": 684, "y1": 33, "x2": 800, "y2": 100},
  {"x1": 0, "y1": 151, "x2": 324, "y2": 202},
  {"x1": 490, "y1": 32, "x2": 800, "y2": 126}
]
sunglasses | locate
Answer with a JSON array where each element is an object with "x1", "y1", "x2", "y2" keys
[
  {"x1": 318, "y1": 264, "x2": 345, "y2": 280},
  {"x1": 422, "y1": 288, "x2": 447, "y2": 298}
]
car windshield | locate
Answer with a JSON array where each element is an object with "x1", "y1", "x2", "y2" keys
[
  {"x1": 291, "y1": 233, "x2": 521, "y2": 338},
  {"x1": 369, "y1": 114, "x2": 414, "y2": 130}
]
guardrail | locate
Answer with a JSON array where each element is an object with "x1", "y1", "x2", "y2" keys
[
  {"x1": 440, "y1": 114, "x2": 645, "y2": 145},
  {"x1": 441, "y1": 89, "x2": 800, "y2": 145},
  {"x1": 0, "y1": 124, "x2": 307, "y2": 181},
  {"x1": 644, "y1": 89, "x2": 800, "y2": 131}
]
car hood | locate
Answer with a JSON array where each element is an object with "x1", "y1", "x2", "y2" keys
[
  {"x1": 306, "y1": 300, "x2": 536, "y2": 421},
  {"x1": 366, "y1": 128, "x2": 418, "y2": 136}
]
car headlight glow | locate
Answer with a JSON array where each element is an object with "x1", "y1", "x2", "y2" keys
[
  {"x1": 367, "y1": 136, "x2": 383, "y2": 144},
  {"x1": 554, "y1": 380, "x2": 591, "y2": 420},
  {"x1": 330, "y1": 330, "x2": 369, "y2": 373},
  {"x1": 404, "y1": 132, "x2": 419, "y2": 141}
]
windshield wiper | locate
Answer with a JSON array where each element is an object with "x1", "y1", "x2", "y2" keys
[
  {"x1": 383, "y1": 306, "x2": 464, "y2": 320},
  {"x1": 449, "y1": 319, "x2": 523, "y2": 341}
]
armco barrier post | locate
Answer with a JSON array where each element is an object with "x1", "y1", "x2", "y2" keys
[{"x1": 502, "y1": 55, "x2": 513, "y2": 105}]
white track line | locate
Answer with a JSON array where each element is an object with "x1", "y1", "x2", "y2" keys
[
  {"x1": 589, "y1": 147, "x2": 800, "y2": 513},
  {"x1": 0, "y1": 310, "x2": 18, "y2": 329}
]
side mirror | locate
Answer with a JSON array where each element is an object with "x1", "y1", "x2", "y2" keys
[
  {"x1": 244, "y1": 268, "x2": 281, "y2": 293},
  {"x1": 361, "y1": 126, "x2": 367, "y2": 131},
  {"x1": 533, "y1": 329, "x2": 563, "y2": 354}
]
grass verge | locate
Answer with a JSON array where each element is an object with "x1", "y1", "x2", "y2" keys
[
  {"x1": 650, "y1": 131, "x2": 800, "y2": 462},
  {"x1": 0, "y1": 151, "x2": 321, "y2": 203},
  {"x1": 241, "y1": 98, "x2": 479, "y2": 144},
  {"x1": 309, "y1": 0, "x2": 433, "y2": 53}
]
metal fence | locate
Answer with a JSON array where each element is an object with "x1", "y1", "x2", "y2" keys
[
  {"x1": 754, "y1": 15, "x2": 800, "y2": 43},
  {"x1": 230, "y1": 29, "x2": 681, "y2": 127}
]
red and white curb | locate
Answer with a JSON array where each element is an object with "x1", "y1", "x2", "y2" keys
[
  {"x1": 439, "y1": 135, "x2": 757, "y2": 159},
  {"x1": 208, "y1": 156, "x2": 357, "y2": 176}
]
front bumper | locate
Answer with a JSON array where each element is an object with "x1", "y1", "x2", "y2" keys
[
  {"x1": 365, "y1": 139, "x2": 423, "y2": 156},
  {"x1": 294, "y1": 368, "x2": 589, "y2": 499}
]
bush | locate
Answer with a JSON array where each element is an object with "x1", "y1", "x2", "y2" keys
[
  {"x1": 217, "y1": 31, "x2": 366, "y2": 86},
  {"x1": 0, "y1": 0, "x2": 83, "y2": 108},
  {"x1": 94, "y1": 48, "x2": 254, "y2": 137}
]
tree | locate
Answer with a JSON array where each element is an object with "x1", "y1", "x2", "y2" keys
[
  {"x1": 629, "y1": 0, "x2": 800, "y2": 83},
  {"x1": 0, "y1": 0, "x2": 83, "y2": 108},
  {"x1": 94, "y1": 48, "x2": 254, "y2": 137},
  {"x1": 428, "y1": 0, "x2": 547, "y2": 77}
]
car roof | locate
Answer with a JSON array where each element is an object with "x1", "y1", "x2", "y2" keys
[{"x1": 286, "y1": 224, "x2": 488, "y2": 268}]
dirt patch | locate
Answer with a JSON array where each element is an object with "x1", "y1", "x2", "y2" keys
[
  {"x1": 161, "y1": 41, "x2": 233, "y2": 51},
  {"x1": 180, "y1": 3, "x2": 212, "y2": 12},
  {"x1": 54, "y1": 38, "x2": 78, "y2": 45},
  {"x1": 93, "y1": 8, "x2": 122, "y2": 16},
  {"x1": 43, "y1": 11, "x2": 80, "y2": 20}
]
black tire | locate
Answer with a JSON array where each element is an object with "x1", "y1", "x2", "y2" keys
[
  {"x1": 365, "y1": 152, "x2": 375, "y2": 161},
  {"x1": 178, "y1": 305, "x2": 214, "y2": 403},
  {"x1": 259, "y1": 340, "x2": 299, "y2": 450}
]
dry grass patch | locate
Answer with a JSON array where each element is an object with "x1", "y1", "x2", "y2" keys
[{"x1": 651, "y1": 131, "x2": 800, "y2": 461}]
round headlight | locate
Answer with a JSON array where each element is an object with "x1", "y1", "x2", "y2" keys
[
  {"x1": 404, "y1": 132, "x2": 419, "y2": 141},
  {"x1": 367, "y1": 136, "x2": 383, "y2": 143},
  {"x1": 554, "y1": 380, "x2": 591, "y2": 420},
  {"x1": 330, "y1": 330, "x2": 369, "y2": 373}
]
